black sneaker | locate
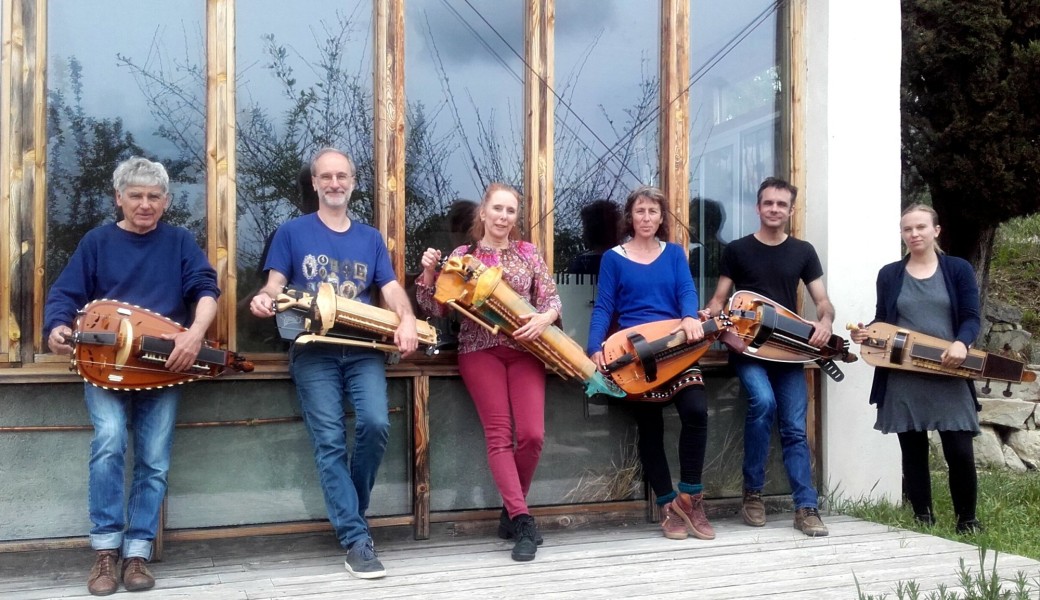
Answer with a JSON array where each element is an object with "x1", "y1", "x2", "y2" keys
[
  {"x1": 510, "y1": 514, "x2": 538, "y2": 562},
  {"x1": 498, "y1": 508, "x2": 543, "y2": 545},
  {"x1": 344, "y1": 540, "x2": 386, "y2": 579}
]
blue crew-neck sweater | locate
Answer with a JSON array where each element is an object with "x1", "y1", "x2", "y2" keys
[
  {"x1": 586, "y1": 242, "x2": 699, "y2": 355},
  {"x1": 44, "y1": 222, "x2": 220, "y2": 335}
]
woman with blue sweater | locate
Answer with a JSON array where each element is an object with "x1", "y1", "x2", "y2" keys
[
  {"x1": 587, "y1": 186, "x2": 714, "y2": 541},
  {"x1": 850, "y1": 204, "x2": 983, "y2": 533}
]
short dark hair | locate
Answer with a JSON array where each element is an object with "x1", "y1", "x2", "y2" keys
[{"x1": 757, "y1": 177, "x2": 798, "y2": 205}]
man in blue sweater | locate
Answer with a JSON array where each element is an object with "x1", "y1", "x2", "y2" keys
[{"x1": 44, "y1": 157, "x2": 219, "y2": 595}]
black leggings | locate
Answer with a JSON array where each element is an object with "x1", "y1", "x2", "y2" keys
[
  {"x1": 630, "y1": 385, "x2": 708, "y2": 498},
  {"x1": 897, "y1": 429, "x2": 977, "y2": 523}
]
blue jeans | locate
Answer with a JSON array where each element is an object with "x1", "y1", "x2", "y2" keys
[
  {"x1": 290, "y1": 343, "x2": 390, "y2": 550},
  {"x1": 732, "y1": 354, "x2": 818, "y2": 510},
  {"x1": 84, "y1": 384, "x2": 179, "y2": 560}
]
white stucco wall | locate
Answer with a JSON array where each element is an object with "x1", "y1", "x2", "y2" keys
[{"x1": 803, "y1": 1, "x2": 904, "y2": 504}]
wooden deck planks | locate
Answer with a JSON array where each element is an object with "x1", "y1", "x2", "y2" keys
[{"x1": 1, "y1": 515, "x2": 1038, "y2": 599}]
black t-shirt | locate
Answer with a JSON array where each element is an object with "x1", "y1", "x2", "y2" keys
[{"x1": 719, "y1": 234, "x2": 823, "y2": 310}]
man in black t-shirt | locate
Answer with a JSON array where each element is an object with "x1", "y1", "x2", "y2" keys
[{"x1": 706, "y1": 177, "x2": 835, "y2": 537}]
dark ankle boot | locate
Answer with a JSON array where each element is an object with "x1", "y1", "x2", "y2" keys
[
  {"x1": 498, "y1": 508, "x2": 543, "y2": 545},
  {"x1": 510, "y1": 514, "x2": 538, "y2": 562}
]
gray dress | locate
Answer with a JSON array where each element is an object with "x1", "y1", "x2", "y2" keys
[{"x1": 875, "y1": 268, "x2": 980, "y2": 434}]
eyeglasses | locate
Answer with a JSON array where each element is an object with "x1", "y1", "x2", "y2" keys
[{"x1": 316, "y1": 172, "x2": 354, "y2": 185}]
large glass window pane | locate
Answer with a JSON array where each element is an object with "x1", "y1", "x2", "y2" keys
[
  {"x1": 688, "y1": 1, "x2": 783, "y2": 297},
  {"x1": 403, "y1": 0, "x2": 524, "y2": 277},
  {"x1": 235, "y1": 1, "x2": 373, "y2": 351},
  {"x1": 552, "y1": 2, "x2": 659, "y2": 350},
  {"x1": 46, "y1": 1, "x2": 206, "y2": 291}
]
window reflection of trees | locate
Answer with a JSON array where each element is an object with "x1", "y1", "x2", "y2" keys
[
  {"x1": 46, "y1": 14, "x2": 206, "y2": 291},
  {"x1": 404, "y1": 0, "x2": 525, "y2": 274}
]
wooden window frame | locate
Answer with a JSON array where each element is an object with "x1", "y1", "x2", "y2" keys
[{"x1": 0, "y1": 0, "x2": 802, "y2": 374}]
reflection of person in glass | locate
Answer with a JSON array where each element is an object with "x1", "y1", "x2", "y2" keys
[
  {"x1": 849, "y1": 204, "x2": 983, "y2": 533},
  {"x1": 416, "y1": 183, "x2": 562, "y2": 562},
  {"x1": 586, "y1": 186, "x2": 716, "y2": 542},
  {"x1": 689, "y1": 197, "x2": 727, "y2": 280},
  {"x1": 251, "y1": 165, "x2": 321, "y2": 348},
  {"x1": 43, "y1": 157, "x2": 220, "y2": 596},
  {"x1": 249, "y1": 148, "x2": 419, "y2": 580},
  {"x1": 706, "y1": 177, "x2": 833, "y2": 537},
  {"x1": 566, "y1": 199, "x2": 621, "y2": 275}
]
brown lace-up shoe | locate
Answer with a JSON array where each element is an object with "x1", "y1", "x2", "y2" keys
[
  {"x1": 741, "y1": 489, "x2": 766, "y2": 527},
  {"x1": 670, "y1": 492, "x2": 716, "y2": 540},
  {"x1": 793, "y1": 507, "x2": 829, "y2": 537},
  {"x1": 87, "y1": 550, "x2": 120, "y2": 596},
  {"x1": 121, "y1": 557, "x2": 156, "y2": 592},
  {"x1": 660, "y1": 502, "x2": 689, "y2": 540}
]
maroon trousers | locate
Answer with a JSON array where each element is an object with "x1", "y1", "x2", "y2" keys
[{"x1": 458, "y1": 346, "x2": 546, "y2": 518}]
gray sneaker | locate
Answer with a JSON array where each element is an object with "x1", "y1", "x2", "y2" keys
[{"x1": 344, "y1": 540, "x2": 386, "y2": 579}]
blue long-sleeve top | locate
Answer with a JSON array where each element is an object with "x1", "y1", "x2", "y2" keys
[
  {"x1": 586, "y1": 242, "x2": 699, "y2": 355},
  {"x1": 866, "y1": 253, "x2": 981, "y2": 408},
  {"x1": 44, "y1": 222, "x2": 220, "y2": 335}
]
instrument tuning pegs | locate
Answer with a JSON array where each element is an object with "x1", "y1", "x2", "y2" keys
[
  {"x1": 1003, "y1": 383, "x2": 1013, "y2": 398},
  {"x1": 981, "y1": 379, "x2": 992, "y2": 395}
]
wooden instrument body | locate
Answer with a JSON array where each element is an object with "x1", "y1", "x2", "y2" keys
[
  {"x1": 434, "y1": 255, "x2": 624, "y2": 398},
  {"x1": 600, "y1": 317, "x2": 727, "y2": 399},
  {"x1": 726, "y1": 290, "x2": 856, "y2": 365},
  {"x1": 855, "y1": 321, "x2": 1036, "y2": 386},
  {"x1": 276, "y1": 283, "x2": 439, "y2": 354},
  {"x1": 72, "y1": 300, "x2": 252, "y2": 390}
]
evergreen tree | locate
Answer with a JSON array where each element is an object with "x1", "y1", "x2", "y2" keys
[{"x1": 902, "y1": 0, "x2": 1040, "y2": 295}]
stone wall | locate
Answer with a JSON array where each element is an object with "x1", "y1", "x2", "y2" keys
[{"x1": 971, "y1": 299, "x2": 1039, "y2": 471}]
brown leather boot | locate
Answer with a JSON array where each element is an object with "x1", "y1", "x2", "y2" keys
[
  {"x1": 660, "y1": 502, "x2": 689, "y2": 540},
  {"x1": 121, "y1": 557, "x2": 156, "y2": 592},
  {"x1": 670, "y1": 492, "x2": 716, "y2": 540},
  {"x1": 87, "y1": 550, "x2": 120, "y2": 596},
  {"x1": 741, "y1": 489, "x2": 766, "y2": 527}
]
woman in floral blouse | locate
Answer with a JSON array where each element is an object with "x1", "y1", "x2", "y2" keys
[{"x1": 416, "y1": 183, "x2": 561, "y2": 563}]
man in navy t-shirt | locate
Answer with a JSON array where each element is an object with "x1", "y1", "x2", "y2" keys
[{"x1": 249, "y1": 148, "x2": 417, "y2": 580}]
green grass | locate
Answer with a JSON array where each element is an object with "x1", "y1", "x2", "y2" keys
[
  {"x1": 990, "y1": 214, "x2": 1040, "y2": 341},
  {"x1": 837, "y1": 467, "x2": 1040, "y2": 561},
  {"x1": 835, "y1": 461, "x2": 1040, "y2": 598}
]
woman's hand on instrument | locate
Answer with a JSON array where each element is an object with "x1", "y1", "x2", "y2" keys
[
  {"x1": 941, "y1": 340, "x2": 968, "y2": 369},
  {"x1": 591, "y1": 351, "x2": 607, "y2": 372},
  {"x1": 249, "y1": 292, "x2": 276, "y2": 318},
  {"x1": 514, "y1": 309, "x2": 556, "y2": 342},
  {"x1": 395, "y1": 314, "x2": 420, "y2": 356},
  {"x1": 672, "y1": 316, "x2": 705, "y2": 343},
  {"x1": 848, "y1": 322, "x2": 869, "y2": 345},
  {"x1": 48, "y1": 325, "x2": 74, "y2": 355},
  {"x1": 162, "y1": 329, "x2": 205, "y2": 373},
  {"x1": 419, "y1": 248, "x2": 442, "y2": 286}
]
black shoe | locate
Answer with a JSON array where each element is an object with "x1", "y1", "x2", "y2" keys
[
  {"x1": 510, "y1": 514, "x2": 538, "y2": 562},
  {"x1": 498, "y1": 508, "x2": 543, "y2": 545},
  {"x1": 914, "y1": 513, "x2": 936, "y2": 526},
  {"x1": 956, "y1": 518, "x2": 984, "y2": 534}
]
